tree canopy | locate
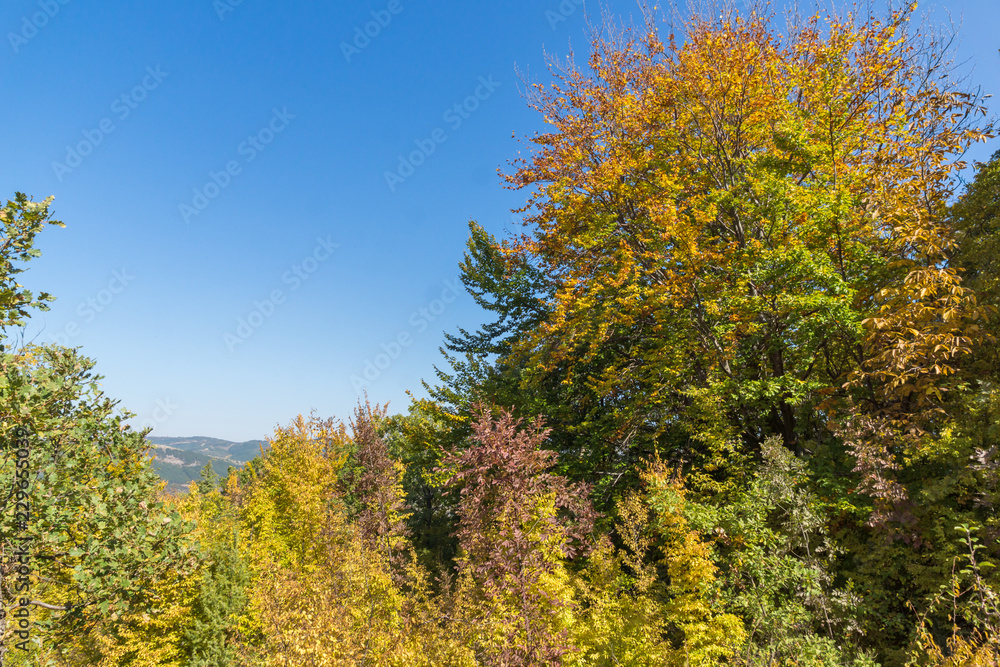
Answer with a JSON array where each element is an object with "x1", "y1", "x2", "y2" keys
[{"x1": 3, "y1": 3, "x2": 1000, "y2": 666}]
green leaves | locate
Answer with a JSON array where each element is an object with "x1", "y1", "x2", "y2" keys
[
  {"x1": 0, "y1": 344, "x2": 197, "y2": 654},
  {"x1": 0, "y1": 192, "x2": 64, "y2": 331}
]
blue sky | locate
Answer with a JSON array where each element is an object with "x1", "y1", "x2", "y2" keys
[{"x1": 1, "y1": 0, "x2": 997, "y2": 442}]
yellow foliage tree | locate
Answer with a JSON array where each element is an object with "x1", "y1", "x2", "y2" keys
[{"x1": 644, "y1": 464, "x2": 746, "y2": 666}]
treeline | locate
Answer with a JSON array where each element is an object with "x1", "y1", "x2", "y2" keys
[{"x1": 3, "y1": 1, "x2": 1000, "y2": 665}]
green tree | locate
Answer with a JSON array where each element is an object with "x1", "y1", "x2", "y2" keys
[
  {"x1": 183, "y1": 529, "x2": 247, "y2": 667},
  {"x1": 0, "y1": 344, "x2": 198, "y2": 663},
  {"x1": 0, "y1": 193, "x2": 62, "y2": 332},
  {"x1": 429, "y1": 222, "x2": 668, "y2": 513},
  {"x1": 950, "y1": 149, "x2": 1000, "y2": 376},
  {"x1": 0, "y1": 194, "x2": 197, "y2": 664},
  {"x1": 196, "y1": 462, "x2": 221, "y2": 494}
]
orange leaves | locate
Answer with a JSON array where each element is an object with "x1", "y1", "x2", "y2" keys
[
  {"x1": 503, "y1": 2, "x2": 990, "y2": 442},
  {"x1": 859, "y1": 260, "x2": 981, "y2": 406}
]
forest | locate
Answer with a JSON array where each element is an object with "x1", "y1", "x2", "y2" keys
[{"x1": 2, "y1": 2, "x2": 1000, "y2": 665}]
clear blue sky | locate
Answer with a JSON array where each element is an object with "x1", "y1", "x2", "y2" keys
[{"x1": 1, "y1": 0, "x2": 997, "y2": 442}]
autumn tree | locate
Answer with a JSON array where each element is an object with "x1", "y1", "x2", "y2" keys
[
  {"x1": 498, "y1": 2, "x2": 990, "y2": 496},
  {"x1": 236, "y1": 411, "x2": 447, "y2": 666},
  {"x1": 441, "y1": 406, "x2": 596, "y2": 665},
  {"x1": 425, "y1": 4, "x2": 998, "y2": 663},
  {"x1": 428, "y1": 222, "x2": 658, "y2": 512},
  {"x1": 344, "y1": 399, "x2": 411, "y2": 582},
  {"x1": 572, "y1": 463, "x2": 747, "y2": 666},
  {"x1": 0, "y1": 195, "x2": 197, "y2": 665},
  {"x1": 181, "y1": 470, "x2": 248, "y2": 667}
]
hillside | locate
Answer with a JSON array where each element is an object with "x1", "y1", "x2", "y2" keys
[
  {"x1": 147, "y1": 445, "x2": 240, "y2": 493},
  {"x1": 146, "y1": 435, "x2": 267, "y2": 464}
]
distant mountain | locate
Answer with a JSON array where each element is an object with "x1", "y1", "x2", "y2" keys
[
  {"x1": 144, "y1": 437, "x2": 267, "y2": 494},
  {"x1": 145, "y1": 436, "x2": 267, "y2": 464},
  {"x1": 147, "y1": 445, "x2": 238, "y2": 494}
]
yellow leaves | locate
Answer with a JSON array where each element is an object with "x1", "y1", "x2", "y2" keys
[
  {"x1": 855, "y1": 254, "x2": 985, "y2": 409},
  {"x1": 81, "y1": 558, "x2": 197, "y2": 667},
  {"x1": 508, "y1": 4, "x2": 976, "y2": 405},
  {"x1": 248, "y1": 539, "x2": 408, "y2": 667},
  {"x1": 240, "y1": 414, "x2": 350, "y2": 572},
  {"x1": 571, "y1": 539, "x2": 674, "y2": 666},
  {"x1": 629, "y1": 464, "x2": 748, "y2": 665},
  {"x1": 232, "y1": 410, "x2": 498, "y2": 666}
]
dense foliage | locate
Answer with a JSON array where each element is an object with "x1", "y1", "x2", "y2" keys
[{"x1": 3, "y1": 2, "x2": 1000, "y2": 665}]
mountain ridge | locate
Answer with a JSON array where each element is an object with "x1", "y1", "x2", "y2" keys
[
  {"x1": 146, "y1": 435, "x2": 267, "y2": 464},
  {"x1": 146, "y1": 445, "x2": 236, "y2": 494}
]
